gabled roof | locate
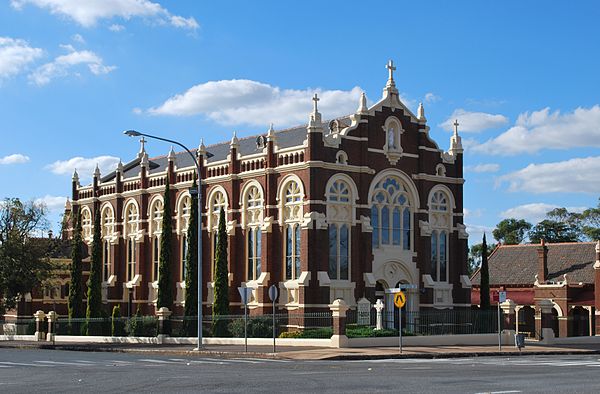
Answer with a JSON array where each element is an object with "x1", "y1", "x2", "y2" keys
[{"x1": 471, "y1": 242, "x2": 598, "y2": 286}]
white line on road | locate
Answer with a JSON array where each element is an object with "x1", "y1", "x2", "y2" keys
[
  {"x1": 0, "y1": 361, "x2": 46, "y2": 367},
  {"x1": 137, "y1": 359, "x2": 181, "y2": 364},
  {"x1": 474, "y1": 391, "x2": 522, "y2": 394},
  {"x1": 35, "y1": 360, "x2": 97, "y2": 366}
]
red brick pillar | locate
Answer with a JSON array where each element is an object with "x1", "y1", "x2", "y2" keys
[
  {"x1": 535, "y1": 299, "x2": 555, "y2": 341},
  {"x1": 329, "y1": 299, "x2": 349, "y2": 348},
  {"x1": 500, "y1": 300, "x2": 516, "y2": 332}
]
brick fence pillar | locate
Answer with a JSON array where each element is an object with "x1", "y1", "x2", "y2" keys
[
  {"x1": 34, "y1": 310, "x2": 45, "y2": 341},
  {"x1": 500, "y1": 300, "x2": 516, "y2": 332},
  {"x1": 536, "y1": 299, "x2": 555, "y2": 341},
  {"x1": 329, "y1": 299, "x2": 349, "y2": 348},
  {"x1": 156, "y1": 307, "x2": 172, "y2": 341},
  {"x1": 46, "y1": 311, "x2": 57, "y2": 342}
]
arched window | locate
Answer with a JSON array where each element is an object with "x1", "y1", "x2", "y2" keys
[
  {"x1": 429, "y1": 189, "x2": 452, "y2": 282},
  {"x1": 370, "y1": 176, "x2": 412, "y2": 250},
  {"x1": 208, "y1": 189, "x2": 227, "y2": 279},
  {"x1": 281, "y1": 179, "x2": 303, "y2": 280},
  {"x1": 81, "y1": 207, "x2": 92, "y2": 241},
  {"x1": 100, "y1": 205, "x2": 114, "y2": 282},
  {"x1": 123, "y1": 201, "x2": 139, "y2": 281},
  {"x1": 149, "y1": 198, "x2": 163, "y2": 282},
  {"x1": 243, "y1": 184, "x2": 263, "y2": 281},
  {"x1": 177, "y1": 194, "x2": 192, "y2": 281},
  {"x1": 327, "y1": 179, "x2": 352, "y2": 280}
]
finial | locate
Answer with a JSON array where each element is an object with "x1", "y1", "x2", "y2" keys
[
  {"x1": 93, "y1": 163, "x2": 100, "y2": 178},
  {"x1": 453, "y1": 119, "x2": 460, "y2": 136},
  {"x1": 65, "y1": 197, "x2": 71, "y2": 210},
  {"x1": 168, "y1": 146, "x2": 176, "y2": 161},
  {"x1": 382, "y1": 59, "x2": 398, "y2": 97},
  {"x1": 267, "y1": 123, "x2": 275, "y2": 138},
  {"x1": 230, "y1": 131, "x2": 239, "y2": 148},
  {"x1": 540, "y1": 238, "x2": 546, "y2": 247},
  {"x1": 117, "y1": 159, "x2": 123, "y2": 173},
  {"x1": 312, "y1": 93, "x2": 320, "y2": 114},
  {"x1": 140, "y1": 151, "x2": 149, "y2": 168},
  {"x1": 449, "y1": 118, "x2": 463, "y2": 155},
  {"x1": 138, "y1": 136, "x2": 147, "y2": 158},
  {"x1": 197, "y1": 138, "x2": 206, "y2": 157},
  {"x1": 418, "y1": 102, "x2": 426, "y2": 122},
  {"x1": 72, "y1": 168, "x2": 79, "y2": 182},
  {"x1": 357, "y1": 92, "x2": 368, "y2": 115}
]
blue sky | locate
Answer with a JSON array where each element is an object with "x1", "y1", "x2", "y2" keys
[{"x1": 1, "y1": 1, "x2": 599, "y2": 244}]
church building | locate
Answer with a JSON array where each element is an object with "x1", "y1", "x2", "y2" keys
[{"x1": 60, "y1": 61, "x2": 471, "y2": 319}]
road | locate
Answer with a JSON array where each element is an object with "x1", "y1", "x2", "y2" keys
[{"x1": 1, "y1": 349, "x2": 600, "y2": 393}]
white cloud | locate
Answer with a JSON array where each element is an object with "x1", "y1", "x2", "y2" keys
[
  {"x1": 499, "y1": 203, "x2": 587, "y2": 225},
  {"x1": 35, "y1": 195, "x2": 67, "y2": 212},
  {"x1": 0, "y1": 37, "x2": 43, "y2": 80},
  {"x1": 71, "y1": 33, "x2": 85, "y2": 44},
  {"x1": 0, "y1": 153, "x2": 30, "y2": 164},
  {"x1": 440, "y1": 109, "x2": 509, "y2": 133},
  {"x1": 11, "y1": 0, "x2": 198, "y2": 30},
  {"x1": 146, "y1": 79, "x2": 365, "y2": 127},
  {"x1": 109, "y1": 23, "x2": 125, "y2": 32},
  {"x1": 29, "y1": 46, "x2": 115, "y2": 86},
  {"x1": 473, "y1": 106, "x2": 600, "y2": 155},
  {"x1": 45, "y1": 155, "x2": 120, "y2": 180},
  {"x1": 424, "y1": 92, "x2": 440, "y2": 103},
  {"x1": 464, "y1": 208, "x2": 483, "y2": 219},
  {"x1": 465, "y1": 223, "x2": 494, "y2": 244},
  {"x1": 465, "y1": 163, "x2": 500, "y2": 173},
  {"x1": 497, "y1": 156, "x2": 600, "y2": 194}
]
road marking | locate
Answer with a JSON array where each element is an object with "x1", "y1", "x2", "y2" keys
[
  {"x1": 187, "y1": 360, "x2": 228, "y2": 365},
  {"x1": 35, "y1": 360, "x2": 97, "y2": 366},
  {"x1": 474, "y1": 391, "x2": 522, "y2": 394},
  {"x1": 0, "y1": 361, "x2": 46, "y2": 367},
  {"x1": 225, "y1": 359, "x2": 264, "y2": 364},
  {"x1": 138, "y1": 359, "x2": 181, "y2": 364}
]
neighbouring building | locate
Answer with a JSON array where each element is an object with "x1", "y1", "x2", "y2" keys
[
  {"x1": 15, "y1": 61, "x2": 472, "y2": 325},
  {"x1": 471, "y1": 240, "x2": 600, "y2": 337}
]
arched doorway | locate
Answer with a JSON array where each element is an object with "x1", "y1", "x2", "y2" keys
[
  {"x1": 551, "y1": 308, "x2": 560, "y2": 337},
  {"x1": 517, "y1": 306, "x2": 535, "y2": 337},
  {"x1": 568, "y1": 306, "x2": 590, "y2": 337}
]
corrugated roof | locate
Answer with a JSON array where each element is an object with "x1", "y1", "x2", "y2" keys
[{"x1": 471, "y1": 242, "x2": 598, "y2": 286}]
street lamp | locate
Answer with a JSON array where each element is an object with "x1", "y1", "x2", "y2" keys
[{"x1": 124, "y1": 129, "x2": 205, "y2": 350}]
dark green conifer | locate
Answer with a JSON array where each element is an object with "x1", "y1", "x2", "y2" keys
[
  {"x1": 157, "y1": 178, "x2": 174, "y2": 310},
  {"x1": 86, "y1": 207, "x2": 103, "y2": 335},
  {"x1": 212, "y1": 207, "x2": 229, "y2": 336},
  {"x1": 182, "y1": 176, "x2": 198, "y2": 336}
]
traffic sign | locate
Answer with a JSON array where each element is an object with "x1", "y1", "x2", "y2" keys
[
  {"x1": 268, "y1": 285, "x2": 278, "y2": 302},
  {"x1": 498, "y1": 291, "x2": 507, "y2": 303},
  {"x1": 238, "y1": 287, "x2": 253, "y2": 305},
  {"x1": 394, "y1": 291, "x2": 406, "y2": 308}
]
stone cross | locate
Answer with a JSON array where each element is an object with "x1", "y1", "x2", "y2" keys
[
  {"x1": 139, "y1": 137, "x2": 147, "y2": 154},
  {"x1": 312, "y1": 93, "x2": 320, "y2": 113},
  {"x1": 386, "y1": 60, "x2": 396, "y2": 81},
  {"x1": 373, "y1": 298, "x2": 385, "y2": 330},
  {"x1": 453, "y1": 119, "x2": 459, "y2": 135}
]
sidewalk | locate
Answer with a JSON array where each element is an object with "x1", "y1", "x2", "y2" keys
[{"x1": 2, "y1": 340, "x2": 600, "y2": 360}]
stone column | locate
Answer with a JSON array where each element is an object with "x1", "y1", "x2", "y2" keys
[
  {"x1": 156, "y1": 307, "x2": 172, "y2": 341},
  {"x1": 46, "y1": 311, "x2": 57, "y2": 342},
  {"x1": 535, "y1": 299, "x2": 555, "y2": 342},
  {"x1": 500, "y1": 300, "x2": 516, "y2": 332},
  {"x1": 329, "y1": 299, "x2": 349, "y2": 348},
  {"x1": 34, "y1": 310, "x2": 45, "y2": 341}
]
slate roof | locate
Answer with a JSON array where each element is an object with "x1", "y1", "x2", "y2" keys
[
  {"x1": 471, "y1": 242, "x2": 598, "y2": 286},
  {"x1": 99, "y1": 123, "x2": 319, "y2": 184}
]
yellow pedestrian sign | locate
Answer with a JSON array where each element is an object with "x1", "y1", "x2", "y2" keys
[{"x1": 394, "y1": 291, "x2": 406, "y2": 308}]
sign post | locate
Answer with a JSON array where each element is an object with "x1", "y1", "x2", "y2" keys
[
  {"x1": 497, "y1": 291, "x2": 506, "y2": 351},
  {"x1": 238, "y1": 287, "x2": 253, "y2": 352},
  {"x1": 393, "y1": 291, "x2": 407, "y2": 354},
  {"x1": 268, "y1": 285, "x2": 279, "y2": 354}
]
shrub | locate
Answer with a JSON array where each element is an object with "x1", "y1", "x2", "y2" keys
[
  {"x1": 278, "y1": 327, "x2": 332, "y2": 339},
  {"x1": 111, "y1": 305, "x2": 126, "y2": 337},
  {"x1": 228, "y1": 316, "x2": 276, "y2": 338}
]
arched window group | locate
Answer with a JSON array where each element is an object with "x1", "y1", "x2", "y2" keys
[
  {"x1": 178, "y1": 195, "x2": 192, "y2": 282},
  {"x1": 327, "y1": 179, "x2": 352, "y2": 281},
  {"x1": 243, "y1": 184, "x2": 263, "y2": 281},
  {"x1": 81, "y1": 208, "x2": 92, "y2": 241},
  {"x1": 370, "y1": 176, "x2": 412, "y2": 250},
  {"x1": 429, "y1": 190, "x2": 451, "y2": 282},
  {"x1": 123, "y1": 201, "x2": 139, "y2": 282},
  {"x1": 208, "y1": 189, "x2": 227, "y2": 279},
  {"x1": 149, "y1": 198, "x2": 163, "y2": 282},
  {"x1": 101, "y1": 205, "x2": 115, "y2": 282},
  {"x1": 282, "y1": 179, "x2": 303, "y2": 280}
]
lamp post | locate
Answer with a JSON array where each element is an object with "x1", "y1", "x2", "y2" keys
[{"x1": 124, "y1": 129, "x2": 205, "y2": 350}]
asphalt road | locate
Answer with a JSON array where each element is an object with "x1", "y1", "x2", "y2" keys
[{"x1": 1, "y1": 349, "x2": 600, "y2": 393}]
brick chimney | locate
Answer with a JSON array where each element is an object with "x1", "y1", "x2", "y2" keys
[{"x1": 537, "y1": 239, "x2": 548, "y2": 283}]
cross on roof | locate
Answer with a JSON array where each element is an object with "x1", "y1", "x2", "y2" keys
[
  {"x1": 312, "y1": 93, "x2": 320, "y2": 113},
  {"x1": 453, "y1": 119, "x2": 459, "y2": 135},
  {"x1": 386, "y1": 60, "x2": 396, "y2": 80},
  {"x1": 139, "y1": 137, "x2": 147, "y2": 153}
]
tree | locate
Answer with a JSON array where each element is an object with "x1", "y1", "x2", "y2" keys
[
  {"x1": 479, "y1": 234, "x2": 490, "y2": 310},
  {"x1": 182, "y1": 176, "x2": 198, "y2": 336},
  {"x1": 529, "y1": 219, "x2": 579, "y2": 243},
  {"x1": 212, "y1": 207, "x2": 229, "y2": 336},
  {"x1": 86, "y1": 206, "x2": 103, "y2": 334},
  {"x1": 468, "y1": 241, "x2": 495, "y2": 276},
  {"x1": 157, "y1": 179, "x2": 174, "y2": 310},
  {"x1": 111, "y1": 304, "x2": 125, "y2": 336},
  {"x1": 492, "y1": 218, "x2": 532, "y2": 245},
  {"x1": 68, "y1": 209, "x2": 84, "y2": 320},
  {"x1": 580, "y1": 198, "x2": 600, "y2": 241},
  {"x1": 0, "y1": 198, "x2": 53, "y2": 314}
]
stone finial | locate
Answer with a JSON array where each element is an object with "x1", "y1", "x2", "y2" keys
[
  {"x1": 117, "y1": 159, "x2": 123, "y2": 173},
  {"x1": 230, "y1": 131, "x2": 239, "y2": 148},
  {"x1": 72, "y1": 168, "x2": 79, "y2": 183},
  {"x1": 64, "y1": 197, "x2": 71, "y2": 210},
  {"x1": 140, "y1": 151, "x2": 149, "y2": 168},
  {"x1": 449, "y1": 119, "x2": 463, "y2": 155},
  {"x1": 93, "y1": 163, "x2": 101, "y2": 178},
  {"x1": 382, "y1": 59, "x2": 399, "y2": 98},
  {"x1": 357, "y1": 92, "x2": 368, "y2": 115},
  {"x1": 197, "y1": 138, "x2": 206, "y2": 157},
  {"x1": 418, "y1": 102, "x2": 426, "y2": 122},
  {"x1": 308, "y1": 93, "x2": 322, "y2": 129},
  {"x1": 267, "y1": 123, "x2": 275, "y2": 138},
  {"x1": 168, "y1": 146, "x2": 176, "y2": 161},
  {"x1": 137, "y1": 136, "x2": 147, "y2": 159}
]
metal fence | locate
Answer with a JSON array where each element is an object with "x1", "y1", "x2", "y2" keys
[{"x1": 0, "y1": 318, "x2": 36, "y2": 335}]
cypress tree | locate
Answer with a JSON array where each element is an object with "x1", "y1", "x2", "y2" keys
[
  {"x1": 68, "y1": 209, "x2": 84, "y2": 321},
  {"x1": 479, "y1": 233, "x2": 491, "y2": 310},
  {"x1": 86, "y1": 207, "x2": 103, "y2": 335},
  {"x1": 212, "y1": 207, "x2": 229, "y2": 336},
  {"x1": 157, "y1": 178, "x2": 174, "y2": 310},
  {"x1": 182, "y1": 176, "x2": 198, "y2": 336}
]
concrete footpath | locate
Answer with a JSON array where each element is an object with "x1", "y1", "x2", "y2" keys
[{"x1": 2, "y1": 340, "x2": 600, "y2": 360}]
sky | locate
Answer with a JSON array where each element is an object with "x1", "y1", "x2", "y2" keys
[{"x1": 1, "y1": 1, "x2": 599, "y2": 244}]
